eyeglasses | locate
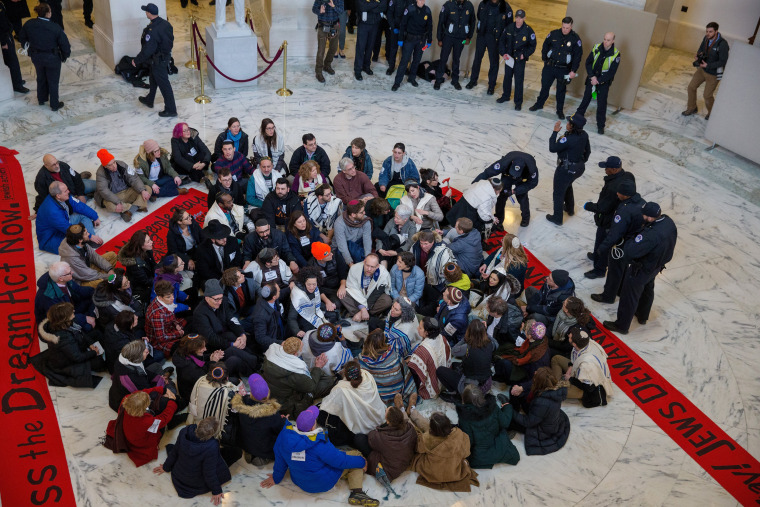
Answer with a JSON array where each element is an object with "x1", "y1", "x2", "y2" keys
[{"x1": 210, "y1": 296, "x2": 224, "y2": 302}]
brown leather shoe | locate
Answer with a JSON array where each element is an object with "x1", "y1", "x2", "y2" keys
[
  {"x1": 120, "y1": 211, "x2": 133, "y2": 222},
  {"x1": 178, "y1": 188, "x2": 189, "y2": 195},
  {"x1": 137, "y1": 207, "x2": 148, "y2": 213}
]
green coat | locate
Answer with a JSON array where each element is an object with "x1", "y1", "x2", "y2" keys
[
  {"x1": 455, "y1": 394, "x2": 520, "y2": 468},
  {"x1": 260, "y1": 358, "x2": 333, "y2": 418},
  {"x1": 133, "y1": 147, "x2": 178, "y2": 186}
]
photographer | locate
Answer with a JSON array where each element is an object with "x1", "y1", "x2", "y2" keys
[
  {"x1": 682, "y1": 22, "x2": 729, "y2": 120},
  {"x1": 312, "y1": 0, "x2": 344, "y2": 83}
]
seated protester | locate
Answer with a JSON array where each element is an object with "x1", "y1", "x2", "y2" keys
[
  {"x1": 170, "y1": 122, "x2": 212, "y2": 182},
  {"x1": 455, "y1": 385, "x2": 520, "y2": 469},
  {"x1": 214, "y1": 140, "x2": 254, "y2": 184},
  {"x1": 92, "y1": 268, "x2": 142, "y2": 328},
  {"x1": 261, "y1": 337, "x2": 335, "y2": 417},
  {"x1": 435, "y1": 286, "x2": 471, "y2": 346},
  {"x1": 376, "y1": 204, "x2": 417, "y2": 267},
  {"x1": 166, "y1": 207, "x2": 202, "y2": 269},
  {"x1": 94, "y1": 149, "x2": 152, "y2": 223},
  {"x1": 551, "y1": 326, "x2": 613, "y2": 408},
  {"x1": 193, "y1": 279, "x2": 258, "y2": 378},
  {"x1": 151, "y1": 255, "x2": 191, "y2": 313},
  {"x1": 389, "y1": 251, "x2": 425, "y2": 308},
  {"x1": 172, "y1": 333, "x2": 225, "y2": 402},
  {"x1": 260, "y1": 405, "x2": 379, "y2": 507},
  {"x1": 263, "y1": 177, "x2": 303, "y2": 229},
  {"x1": 308, "y1": 242, "x2": 349, "y2": 310},
  {"x1": 485, "y1": 295, "x2": 523, "y2": 346},
  {"x1": 358, "y1": 329, "x2": 416, "y2": 405},
  {"x1": 420, "y1": 168, "x2": 454, "y2": 221},
  {"x1": 117, "y1": 230, "x2": 157, "y2": 311},
  {"x1": 207, "y1": 167, "x2": 245, "y2": 209},
  {"x1": 400, "y1": 179, "x2": 443, "y2": 231},
  {"x1": 437, "y1": 320, "x2": 497, "y2": 403},
  {"x1": 292, "y1": 160, "x2": 328, "y2": 200},
  {"x1": 365, "y1": 197, "x2": 391, "y2": 234},
  {"x1": 245, "y1": 248, "x2": 293, "y2": 303},
  {"x1": 444, "y1": 218, "x2": 483, "y2": 279},
  {"x1": 411, "y1": 230, "x2": 456, "y2": 314},
  {"x1": 33, "y1": 153, "x2": 92, "y2": 215},
  {"x1": 366, "y1": 405, "x2": 417, "y2": 483},
  {"x1": 251, "y1": 284, "x2": 286, "y2": 351},
  {"x1": 288, "y1": 266, "x2": 332, "y2": 337},
  {"x1": 37, "y1": 181, "x2": 102, "y2": 254},
  {"x1": 410, "y1": 411, "x2": 479, "y2": 492},
  {"x1": 377, "y1": 143, "x2": 419, "y2": 198},
  {"x1": 204, "y1": 192, "x2": 252, "y2": 242},
  {"x1": 286, "y1": 210, "x2": 322, "y2": 267},
  {"x1": 111, "y1": 389, "x2": 178, "y2": 467},
  {"x1": 213, "y1": 117, "x2": 249, "y2": 162},
  {"x1": 510, "y1": 367, "x2": 570, "y2": 456},
  {"x1": 194, "y1": 220, "x2": 242, "y2": 290},
  {"x1": 550, "y1": 297, "x2": 593, "y2": 357},
  {"x1": 332, "y1": 157, "x2": 377, "y2": 205},
  {"x1": 372, "y1": 296, "x2": 419, "y2": 359},
  {"x1": 154, "y1": 417, "x2": 231, "y2": 503},
  {"x1": 443, "y1": 263, "x2": 471, "y2": 294},
  {"x1": 108, "y1": 339, "x2": 177, "y2": 412},
  {"x1": 134, "y1": 139, "x2": 187, "y2": 198},
  {"x1": 471, "y1": 268, "x2": 520, "y2": 321},
  {"x1": 32, "y1": 302, "x2": 105, "y2": 388},
  {"x1": 334, "y1": 200, "x2": 373, "y2": 265},
  {"x1": 480, "y1": 233, "x2": 528, "y2": 297},
  {"x1": 340, "y1": 253, "x2": 392, "y2": 322},
  {"x1": 246, "y1": 157, "x2": 283, "y2": 209},
  {"x1": 252, "y1": 118, "x2": 287, "y2": 172},
  {"x1": 58, "y1": 224, "x2": 116, "y2": 288},
  {"x1": 343, "y1": 137, "x2": 373, "y2": 179},
  {"x1": 446, "y1": 176, "x2": 503, "y2": 236},
  {"x1": 145, "y1": 280, "x2": 187, "y2": 356},
  {"x1": 231, "y1": 374, "x2": 285, "y2": 467},
  {"x1": 524, "y1": 269, "x2": 575, "y2": 327},
  {"x1": 318, "y1": 360, "x2": 386, "y2": 455},
  {"x1": 220, "y1": 267, "x2": 258, "y2": 335},
  {"x1": 242, "y1": 219, "x2": 298, "y2": 273},
  {"x1": 407, "y1": 317, "x2": 452, "y2": 400},
  {"x1": 287, "y1": 133, "x2": 331, "y2": 179},
  {"x1": 35, "y1": 261, "x2": 97, "y2": 331},
  {"x1": 102, "y1": 310, "x2": 147, "y2": 374},
  {"x1": 493, "y1": 320, "x2": 550, "y2": 386},
  {"x1": 304, "y1": 184, "x2": 342, "y2": 244},
  {"x1": 301, "y1": 322, "x2": 353, "y2": 376}
]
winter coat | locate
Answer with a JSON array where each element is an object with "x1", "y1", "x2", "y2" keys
[
  {"x1": 455, "y1": 395, "x2": 520, "y2": 468},
  {"x1": 193, "y1": 300, "x2": 245, "y2": 352},
  {"x1": 117, "y1": 251, "x2": 157, "y2": 309},
  {"x1": 133, "y1": 147, "x2": 179, "y2": 186},
  {"x1": 36, "y1": 194, "x2": 99, "y2": 254},
  {"x1": 232, "y1": 394, "x2": 285, "y2": 460},
  {"x1": 34, "y1": 272, "x2": 96, "y2": 330},
  {"x1": 101, "y1": 322, "x2": 135, "y2": 373},
  {"x1": 120, "y1": 386, "x2": 177, "y2": 467},
  {"x1": 172, "y1": 352, "x2": 209, "y2": 402},
  {"x1": 448, "y1": 229, "x2": 484, "y2": 278},
  {"x1": 207, "y1": 179, "x2": 246, "y2": 209},
  {"x1": 512, "y1": 387, "x2": 570, "y2": 455},
  {"x1": 286, "y1": 226, "x2": 322, "y2": 267},
  {"x1": 378, "y1": 154, "x2": 419, "y2": 189},
  {"x1": 436, "y1": 299, "x2": 472, "y2": 345},
  {"x1": 525, "y1": 278, "x2": 575, "y2": 323},
  {"x1": 94, "y1": 161, "x2": 148, "y2": 207},
  {"x1": 251, "y1": 299, "x2": 285, "y2": 351},
  {"x1": 288, "y1": 145, "x2": 331, "y2": 178},
  {"x1": 242, "y1": 227, "x2": 295, "y2": 265},
  {"x1": 109, "y1": 358, "x2": 164, "y2": 411},
  {"x1": 367, "y1": 422, "x2": 417, "y2": 481},
  {"x1": 333, "y1": 170, "x2": 377, "y2": 204},
  {"x1": 389, "y1": 264, "x2": 425, "y2": 304},
  {"x1": 31, "y1": 320, "x2": 99, "y2": 388},
  {"x1": 170, "y1": 130, "x2": 211, "y2": 174},
  {"x1": 411, "y1": 428, "x2": 479, "y2": 492},
  {"x1": 166, "y1": 219, "x2": 203, "y2": 265},
  {"x1": 58, "y1": 240, "x2": 113, "y2": 283},
  {"x1": 33, "y1": 162, "x2": 86, "y2": 211},
  {"x1": 260, "y1": 359, "x2": 328, "y2": 417},
  {"x1": 343, "y1": 145, "x2": 374, "y2": 179},
  {"x1": 262, "y1": 190, "x2": 303, "y2": 227},
  {"x1": 213, "y1": 128, "x2": 250, "y2": 160},
  {"x1": 163, "y1": 424, "x2": 231, "y2": 498}
]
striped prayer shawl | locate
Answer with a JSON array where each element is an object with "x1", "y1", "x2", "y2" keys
[
  {"x1": 292, "y1": 286, "x2": 325, "y2": 328},
  {"x1": 407, "y1": 337, "x2": 451, "y2": 400},
  {"x1": 359, "y1": 349, "x2": 415, "y2": 404},
  {"x1": 385, "y1": 321, "x2": 413, "y2": 359}
]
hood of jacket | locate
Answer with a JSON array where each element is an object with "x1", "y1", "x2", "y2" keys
[
  {"x1": 455, "y1": 395, "x2": 496, "y2": 422},
  {"x1": 37, "y1": 319, "x2": 60, "y2": 344},
  {"x1": 179, "y1": 425, "x2": 219, "y2": 457},
  {"x1": 375, "y1": 421, "x2": 417, "y2": 443},
  {"x1": 539, "y1": 387, "x2": 567, "y2": 402},
  {"x1": 231, "y1": 394, "x2": 282, "y2": 419},
  {"x1": 278, "y1": 424, "x2": 328, "y2": 451},
  {"x1": 419, "y1": 427, "x2": 470, "y2": 457}
]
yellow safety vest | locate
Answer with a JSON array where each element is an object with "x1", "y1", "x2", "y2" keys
[{"x1": 591, "y1": 43, "x2": 619, "y2": 73}]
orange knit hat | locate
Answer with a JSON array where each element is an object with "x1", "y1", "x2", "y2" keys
[{"x1": 97, "y1": 149, "x2": 115, "y2": 166}]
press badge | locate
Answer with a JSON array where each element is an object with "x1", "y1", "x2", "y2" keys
[{"x1": 291, "y1": 451, "x2": 306, "y2": 461}]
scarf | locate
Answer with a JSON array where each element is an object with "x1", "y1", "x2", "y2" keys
[
  {"x1": 319, "y1": 370, "x2": 386, "y2": 434},
  {"x1": 496, "y1": 336, "x2": 548, "y2": 366},
  {"x1": 226, "y1": 130, "x2": 242, "y2": 152},
  {"x1": 342, "y1": 210, "x2": 371, "y2": 229},
  {"x1": 552, "y1": 310, "x2": 577, "y2": 341},
  {"x1": 189, "y1": 355, "x2": 205, "y2": 368},
  {"x1": 265, "y1": 343, "x2": 311, "y2": 377},
  {"x1": 118, "y1": 353, "x2": 146, "y2": 375},
  {"x1": 572, "y1": 340, "x2": 614, "y2": 397}
]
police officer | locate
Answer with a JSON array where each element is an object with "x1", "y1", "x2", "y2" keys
[
  {"x1": 529, "y1": 16, "x2": 582, "y2": 120},
  {"x1": 465, "y1": 0, "x2": 510, "y2": 95},
  {"x1": 576, "y1": 32, "x2": 620, "y2": 135},
  {"x1": 496, "y1": 9, "x2": 534, "y2": 109},
  {"x1": 603, "y1": 202, "x2": 677, "y2": 334},
  {"x1": 354, "y1": 0, "x2": 387, "y2": 81},
  {"x1": 583, "y1": 156, "x2": 635, "y2": 279},
  {"x1": 434, "y1": 0, "x2": 476, "y2": 91},
  {"x1": 372, "y1": 0, "x2": 404, "y2": 74},
  {"x1": 392, "y1": 0, "x2": 433, "y2": 91},
  {"x1": 546, "y1": 113, "x2": 590, "y2": 226},
  {"x1": 83, "y1": 0, "x2": 94, "y2": 28},
  {"x1": 19, "y1": 3, "x2": 70, "y2": 111},
  {"x1": 1, "y1": 0, "x2": 28, "y2": 93},
  {"x1": 133, "y1": 3, "x2": 176, "y2": 117},
  {"x1": 473, "y1": 150, "x2": 537, "y2": 227}
]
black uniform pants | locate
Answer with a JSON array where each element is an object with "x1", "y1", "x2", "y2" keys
[
  {"x1": 354, "y1": 21, "x2": 379, "y2": 74},
  {"x1": 437, "y1": 36, "x2": 465, "y2": 85},
  {"x1": 83, "y1": 0, "x2": 93, "y2": 22},
  {"x1": 146, "y1": 56, "x2": 177, "y2": 113},
  {"x1": 372, "y1": 18, "x2": 399, "y2": 67},
  {"x1": 551, "y1": 162, "x2": 584, "y2": 221},
  {"x1": 32, "y1": 53, "x2": 62, "y2": 107},
  {"x1": 1, "y1": 34, "x2": 23, "y2": 89},
  {"x1": 601, "y1": 253, "x2": 627, "y2": 300},
  {"x1": 394, "y1": 37, "x2": 424, "y2": 86},
  {"x1": 494, "y1": 186, "x2": 530, "y2": 223},
  {"x1": 469, "y1": 33, "x2": 499, "y2": 88},
  {"x1": 501, "y1": 58, "x2": 526, "y2": 105},
  {"x1": 615, "y1": 265, "x2": 658, "y2": 331},
  {"x1": 576, "y1": 82, "x2": 610, "y2": 129},
  {"x1": 536, "y1": 65, "x2": 570, "y2": 112},
  {"x1": 592, "y1": 226, "x2": 610, "y2": 273}
]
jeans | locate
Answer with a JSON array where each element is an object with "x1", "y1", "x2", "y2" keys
[
  {"x1": 70, "y1": 213, "x2": 96, "y2": 235},
  {"x1": 338, "y1": 10, "x2": 348, "y2": 50},
  {"x1": 151, "y1": 174, "x2": 179, "y2": 197},
  {"x1": 82, "y1": 178, "x2": 97, "y2": 195}
]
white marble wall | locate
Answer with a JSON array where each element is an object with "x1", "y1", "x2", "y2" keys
[{"x1": 93, "y1": 0, "x2": 168, "y2": 70}]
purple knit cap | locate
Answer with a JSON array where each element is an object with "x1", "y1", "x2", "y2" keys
[
  {"x1": 296, "y1": 406, "x2": 320, "y2": 432},
  {"x1": 248, "y1": 373, "x2": 269, "y2": 401},
  {"x1": 531, "y1": 321, "x2": 547, "y2": 339}
]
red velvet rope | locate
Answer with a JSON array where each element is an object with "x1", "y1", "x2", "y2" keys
[{"x1": 204, "y1": 48, "x2": 283, "y2": 82}]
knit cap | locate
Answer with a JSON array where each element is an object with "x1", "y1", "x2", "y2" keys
[
  {"x1": 97, "y1": 149, "x2": 115, "y2": 166},
  {"x1": 296, "y1": 406, "x2": 319, "y2": 432},
  {"x1": 248, "y1": 374, "x2": 269, "y2": 401}
]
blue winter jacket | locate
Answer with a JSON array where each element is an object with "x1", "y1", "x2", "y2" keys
[
  {"x1": 272, "y1": 424, "x2": 365, "y2": 493},
  {"x1": 36, "y1": 194, "x2": 99, "y2": 254},
  {"x1": 389, "y1": 264, "x2": 425, "y2": 305},
  {"x1": 343, "y1": 146, "x2": 374, "y2": 180},
  {"x1": 378, "y1": 156, "x2": 419, "y2": 189},
  {"x1": 448, "y1": 229, "x2": 484, "y2": 278},
  {"x1": 162, "y1": 425, "x2": 231, "y2": 498},
  {"x1": 436, "y1": 298, "x2": 472, "y2": 345}
]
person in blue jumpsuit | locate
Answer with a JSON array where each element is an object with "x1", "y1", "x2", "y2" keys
[
  {"x1": 354, "y1": 0, "x2": 387, "y2": 80},
  {"x1": 546, "y1": 113, "x2": 590, "y2": 226},
  {"x1": 495, "y1": 8, "x2": 534, "y2": 109},
  {"x1": 465, "y1": 0, "x2": 510, "y2": 95},
  {"x1": 391, "y1": 0, "x2": 433, "y2": 91},
  {"x1": 575, "y1": 32, "x2": 620, "y2": 135},
  {"x1": 434, "y1": 0, "x2": 475, "y2": 90},
  {"x1": 133, "y1": 3, "x2": 176, "y2": 117},
  {"x1": 473, "y1": 150, "x2": 537, "y2": 227}
]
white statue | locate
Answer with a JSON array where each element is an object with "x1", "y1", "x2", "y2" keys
[{"x1": 215, "y1": 0, "x2": 247, "y2": 31}]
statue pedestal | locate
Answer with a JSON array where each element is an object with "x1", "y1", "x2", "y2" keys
[
  {"x1": 93, "y1": 0, "x2": 166, "y2": 70},
  {"x1": 205, "y1": 24, "x2": 258, "y2": 89},
  {"x1": 0, "y1": 66, "x2": 14, "y2": 102},
  {"x1": 268, "y1": 0, "x2": 316, "y2": 58}
]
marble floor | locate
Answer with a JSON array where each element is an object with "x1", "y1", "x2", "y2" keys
[{"x1": 5, "y1": 0, "x2": 760, "y2": 506}]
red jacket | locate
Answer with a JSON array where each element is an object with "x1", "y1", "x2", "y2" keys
[
  {"x1": 118, "y1": 387, "x2": 178, "y2": 467},
  {"x1": 145, "y1": 298, "x2": 185, "y2": 354}
]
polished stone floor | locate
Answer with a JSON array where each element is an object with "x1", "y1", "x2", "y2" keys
[{"x1": 5, "y1": 0, "x2": 760, "y2": 506}]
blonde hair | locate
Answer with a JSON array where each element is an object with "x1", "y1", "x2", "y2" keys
[
  {"x1": 123, "y1": 391, "x2": 150, "y2": 417},
  {"x1": 501, "y1": 233, "x2": 528, "y2": 268},
  {"x1": 299, "y1": 160, "x2": 320, "y2": 182}
]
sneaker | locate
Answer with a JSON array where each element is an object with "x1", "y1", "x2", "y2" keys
[
  {"x1": 323, "y1": 66, "x2": 335, "y2": 75},
  {"x1": 528, "y1": 104, "x2": 542, "y2": 112},
  {"x1": 408, "y1": 79, "x2": 418, "y2": 87},
  {"x1": 681, "y1": 108, "x2": 697, "y2": 116},
  {"x1": 348, "y1": 491, "x2": 379, "y2": 507},
  {"x1": 590, "y1": 293, "x2": 615, "y2": 304},
  {"x1": 496, "y1": 96, "x2": 509, "y2": 103},
  {"x1": 433, "y1": 82, "x2": 440, "y2": 90},
  {"x1": 465, "y1": 81, "x2": 477, "y2": 89},
  {"x1": 584, "y1": 269, "x2": 605, "y2": 279},
  {"x1": 452, "y1": 82, "x2": 462, "y2": 90},
  {"x1": 391, "y1": 84, "x2": 399, "y2": 91},
  {"x1": 159, "y1": 110, "x2": 178, "y2": 117},
  {"x1": 138, "y1": 96, "x2": 153, "y2": 108},
  {"x1": 316, "y1": 73, "x2": 326, "y2": 83},
  {"x1": 120, "y1": 211, "x2": 133, "y2": 222}
]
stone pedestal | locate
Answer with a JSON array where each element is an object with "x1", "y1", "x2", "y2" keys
[
  {"x1": 93, "y1": 0, "x2": 167, "y2": 70},
  {"x1": 0, "y1": 66, "x2": 14, "y2": 102},
  {"x1": 204, "y1": 24, "x2": 258, "y2": 89},
  {"x1": 268, "y1": 0, "x2": 315, "y2": 58}
]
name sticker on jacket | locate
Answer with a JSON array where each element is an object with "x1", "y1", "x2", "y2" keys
[
  {"x1": 291, "y1": 451, "x2": 306, "y2": 461},
  {"x1": 148, "y1": 419, "x2": 161, "y2": 433}
]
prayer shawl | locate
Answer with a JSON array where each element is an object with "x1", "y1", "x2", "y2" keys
[
  {"x1": 204, "y1": 201, "x2": 246, "y2": 232},
  {"x1": 346, "y1": 263, "x2": 391, "y2": 308},
  {"x1": 264, "y1": 343, "x2": 311, "y2": 377},
  {"x1": 384, "y1": 316, "x2": 420, "y2": 359},
  {"x1": 301, "y1": 330, "x2": 352, "y2": 375},
  {"x1": 407, "y1": 336, "x2": 452, "y2": 400},
  {"x1": 571, "y1": 340, "x2": 614, "y2": 397},
  {"x1": 188, "y1": 376, "x2": 236, "y2": 439},
  {"x1": 291, "y1": 285, "x2": 326, "y2": 328},
  {"x1": 400, "y1": 191, "x2": 437, "y2": 231},
  {"x1": 252, "y1": 167, "x2": 283, "y2": 202},
  {"x1": 305, "y1": 193, "x2": 343, "y2": 231},
  {"x1": 496, "y1": 336, "x2": 548, "y2": 366},
  {"x1": 245, "y1": 258, "x2": 292, "y2": 286},
  {"x1": 319, "y1": 369, "x2": 386, "y2": 434},
  {"x1": 359, "y1": 349, "x2": 416, "y2": 404}
]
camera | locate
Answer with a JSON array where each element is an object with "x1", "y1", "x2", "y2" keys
[{"x1": 693, "y1": 52, "x2": 705, "y2": 67}]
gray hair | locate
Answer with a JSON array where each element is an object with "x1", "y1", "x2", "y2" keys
[
  {"x1": 121, "y1": 340, "x2": 146, "y2": 363},
  {"x1": 49, "y1": 261, "x2": 70, "y2": 281},
  {"x1": 395, "y1": 204, "x2": 412, "y2": 220},
  {"x1": 338, "y1": 157, "x2": 354, "y2": 172},
  {"x1": 394, "y1": 296, "x2": 417, "y2": 323},
  {"x1": 48, "y1": 181, "x2": 65, "y2": 196}
]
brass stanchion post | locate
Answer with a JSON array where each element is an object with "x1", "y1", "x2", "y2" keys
[
  {"x1": 195, "y1": 47, "x2": 211, "y2": 104},
  {"x1": 185, "y1": 15, "x2": 197, "y2": 69},
  {"x1": 276, "y1": 41, "x2": 292, "y2": 97}
]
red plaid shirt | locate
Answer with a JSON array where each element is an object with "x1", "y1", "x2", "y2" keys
[{"x1": 145, "y1": 299, "x2": 185, "y2": 354}]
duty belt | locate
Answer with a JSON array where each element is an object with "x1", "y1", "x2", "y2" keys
[
  {"x1": 406, "y1": 33, "x2": 424, "y2": 41},
  {"x1": 548, "y1": 61, "x2": 570, "y2": 68}
]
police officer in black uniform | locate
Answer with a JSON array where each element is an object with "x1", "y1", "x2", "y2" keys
[
  {"x1": 603, "y1": 202, "x2": 677, "y2": 334},
  {"x1": 583, "y1": 156, "x2": 636, "y2": 279},
  {"x1": 19, "y1": 3, "x2": 70, "y2": 111},
  {"x1": 1, "y1": 0, "x2": 28, "y2": 93},
  {"x1": 392, "y1": 0, "x2": 433, "y2": 91},
  {"x1": 496, "y1": 9, "x2": 534, "y2": 109},
  {"x1": 473, "y1": 150, "x2": 537, "y2": 227},
  {"x1": 372, "y1": 0, "x2": 404, "y2": 74},
  {"x1": 576, "y1": 32, "x2": 620, "y2": 134},
  {"x1": 354, "y1": 0, "x2": 387, "y2": 80},
  {"x1": 133, "y1": 3, "x2": 176, "y2": 117},
  {"x1": 546, "y1": 113, "x2": 590, "y2": 226},
  {"x1": 529, "y1": 16, "x2": 582, "y2": 120},
  {"x1": 83, "y1": 0, "x2": 94, "y2": 28},
  {"x1": 434, "y1": 0, "x2": 476, "y2": 91},
  {"x1": 465, "y1": 0, "x2": 510, "y2": 95}
]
